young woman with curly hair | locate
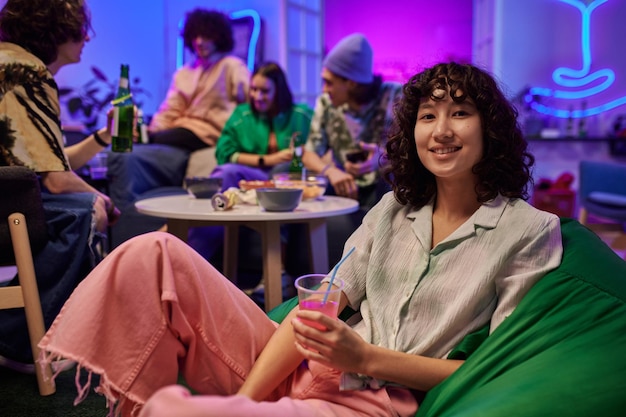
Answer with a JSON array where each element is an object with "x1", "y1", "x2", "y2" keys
[
  {"x1": 38, "y1": 62, "x2": 562, "y2": 417},
  {"x1": 385, "y1": 61, "x2": 534, "y2": 208},
  {"x1": 0, "y1": 0, "x2": 120, "y2": 371}
]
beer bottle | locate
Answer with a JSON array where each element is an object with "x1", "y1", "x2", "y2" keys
[
  {"x1": 288, "y1": 132, "x2": 304, "y2": 175},
  {"x1": 111, "y1": 64, "x2": 134, "y2": 152}
]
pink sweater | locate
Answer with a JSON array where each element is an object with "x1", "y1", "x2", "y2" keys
[{"x1": 149, "y1": 55, "x2": 250, "y2": 146}]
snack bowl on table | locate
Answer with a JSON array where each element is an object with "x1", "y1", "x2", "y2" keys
[
  {"x1": 255, "y1": 187, "x2": 303, "y2": 212},
  {"x1": 272, "y1": 172, "x2": 328, "y2": 200},
  {"x1": 184, "y1": 177, "x2": 223, "y2": 199}
]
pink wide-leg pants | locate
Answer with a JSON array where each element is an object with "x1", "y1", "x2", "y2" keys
[{"x1": 39, "y1": 232, "x2": 417, "y2": 417}]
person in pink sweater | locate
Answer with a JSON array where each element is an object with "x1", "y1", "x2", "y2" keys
[{"x1": 148, "y1": 9, "x2": 250, "y2": 152}]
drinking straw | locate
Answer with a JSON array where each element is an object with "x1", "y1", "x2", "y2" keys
[{"x1": 323, "y1": 246, "x2": 356, "y2": 303}]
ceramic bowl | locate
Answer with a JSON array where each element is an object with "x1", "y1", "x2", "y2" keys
[
  {"x1": 272, "y1": 172, "x2": 328, "y2": 200},
  {"x1": 184, "y1": 177, "x2": 223, "y2": 199},
  {"x1": 256, "y1": 187, "x2": 303, "y2": 212}
]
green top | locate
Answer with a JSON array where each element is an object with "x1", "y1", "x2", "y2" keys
[{"x1": 215, "y1": 103, "x2": 313, "y2": 165}]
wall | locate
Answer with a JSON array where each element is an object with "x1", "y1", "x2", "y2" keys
[
  {"x1": 0, "y1": 0, "x2": 169, "y2": 127},
  {"x1": 473, "y1": 0, "x2": 626, "y2": 206},
  {"x1": 480, "y1": 0, "x2": 626, "y2": 137},
  {"x1": 61, "y1": 0, "x2": 167, "y2": 127},
  {"x1": 324, "y1": 0, "x2": 473, "y2": 83}
]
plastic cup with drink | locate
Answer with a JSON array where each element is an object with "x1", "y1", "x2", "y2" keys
[{"x1": 295, "y1": 274, "x2": 344, "y2": 330}]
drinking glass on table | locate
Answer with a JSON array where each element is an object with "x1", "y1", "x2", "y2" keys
[{"x1": 295, "y1": 274, "x2": 344, "y2": 330}]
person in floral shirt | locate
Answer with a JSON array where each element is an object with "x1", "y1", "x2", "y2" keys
[
  {"x1": 302, "y1": 33, "x2": 402, "y2": 211},
  {"x1": 302, "y1": 33, "x2": 402, "y2": 263}
]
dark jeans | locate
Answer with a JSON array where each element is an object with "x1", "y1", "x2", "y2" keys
[
  {"x1": 107, "y1": 143, "x2": 190, "y2": 248},
  {"x1": 0, "y1": 192, "x2": 101, "y2": 363},
  {"x1": 150, "y1": 127, "x2": 208, "y2": 152},
  {"x1": 209, "y1": 162, "x2": 290, "y2": 190}
]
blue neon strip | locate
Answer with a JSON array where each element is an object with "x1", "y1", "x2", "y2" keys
[
  {"x1": 530, "y1": 69, "x2": 614, "y2": 99},
  {"x1": 176, "y1": 18, "x2": 184, "y2": 69},
  {"x1": 530, "y1": 95, "x2": 626, "y2": 118},
  {"x1": 229, "y1": 9, "x2": 261, "y2": 71},
  {"x1": 551, "y1": 0, "x2": 612, "y2": 96},
  {"x1": 176, "y1": 9, "x2": 261, "y2": 71},
  {"x1": 526, "y1": 0, "x2": 624, "y2": 117}
]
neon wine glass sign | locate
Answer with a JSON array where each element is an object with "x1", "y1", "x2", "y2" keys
[{"x1": 526, "y1": 0, "x2": 626, "y2": 118}]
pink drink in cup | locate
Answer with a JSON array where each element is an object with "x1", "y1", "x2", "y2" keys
[{"x1": 295, "y1": 274, "x2": 344, "y2": 330}]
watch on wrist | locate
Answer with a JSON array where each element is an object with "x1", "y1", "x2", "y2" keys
[{"x1": 259, "y1": 156, "x2": 265, "y2": 168}]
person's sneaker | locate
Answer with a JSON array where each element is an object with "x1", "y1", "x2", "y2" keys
[{"x1": 0, "y1": 354, "x2": 76, "y2": 374}]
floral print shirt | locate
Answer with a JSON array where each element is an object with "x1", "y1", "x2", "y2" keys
[
  {"x1": 0, "y1": 42, "x2": 68, "y2": 172},
  {"x1": 304, "y1": 82, "x2": 402, "y2": 187}
]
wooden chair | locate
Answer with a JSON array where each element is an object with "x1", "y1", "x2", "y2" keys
[{"x1": 0, "y1": 166, "x2": 55, "y2": 395}]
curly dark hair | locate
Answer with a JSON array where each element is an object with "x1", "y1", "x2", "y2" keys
[
  {"x1": 383, "y1": 62, "x2": 534, "y2": 208},
  {"x1": 182, "y1": 9, "x2": 234, "y2": 54},
  {"x1": 0, "y1": 0, "x2": 91, "y2": 65},
  {"x1": 251, "y1": 62, "x2": 293, "y2": 116}
]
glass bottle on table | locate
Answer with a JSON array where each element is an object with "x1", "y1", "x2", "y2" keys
[
  {"x1": 288, "y1": 132, "x2": 304, "y2": 177},
  {"x1": 136, "y1": 108, "x2": 149, "y2": 144},
  {"x1": 111, "y1": 64, "x2": 134, "y2": 152}
]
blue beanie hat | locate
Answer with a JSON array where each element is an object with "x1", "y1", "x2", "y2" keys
[{"x1": 323, "y1": 33, "x2": 373, "y2": 84}]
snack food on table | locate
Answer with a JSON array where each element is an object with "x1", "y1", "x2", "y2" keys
[
  {"x1": 238, "y1": 179, "x2": 275, "y2": 191},
  {"x1": 272, "y1": 173, "x2": 328, "y2": 200}
]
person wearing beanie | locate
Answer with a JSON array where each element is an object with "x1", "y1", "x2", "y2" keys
[
  {"x1": 322, "y1": 33, "x2": 374, "y2": 84},
  {"x1": 302, "y1": 33, "x2": 402, "y2": 264},
  {"x1": 303, "y1": 33, "x2": 401, "y2": 206}
]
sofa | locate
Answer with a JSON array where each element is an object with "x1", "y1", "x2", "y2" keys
[{"x1": 268, "y1": 218, "x2": 626, "y2": 416}]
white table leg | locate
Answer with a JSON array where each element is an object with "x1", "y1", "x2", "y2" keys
[
  {"x1": 260, "y1": 222, "x2": 283, "y2": 311},
  {"x1": 307, "y1": 219, "x2": 329, "y2": 274}
]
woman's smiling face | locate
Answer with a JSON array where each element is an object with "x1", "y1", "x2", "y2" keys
[
  {"x1": 414, "y1": 88, "x2": 484, "y2": 183},
  {"x1": 249, "y1": 74, "x2": 276, "y2": 114}
]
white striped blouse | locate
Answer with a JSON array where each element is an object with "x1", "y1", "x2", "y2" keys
[{"x1": 337, "y1": 192, "x2": 563, "y2": 359}]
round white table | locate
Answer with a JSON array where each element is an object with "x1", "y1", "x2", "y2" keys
[{"x1": 135, "y1": 194, "x2": 359, "y2": 311}]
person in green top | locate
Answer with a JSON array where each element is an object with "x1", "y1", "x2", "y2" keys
[
  {"x1": 211, "y1": 61, "x2": 313, "y2": 189},
  {"x1": 189, "y1": 63, "x2": 313, "y2": 268}
]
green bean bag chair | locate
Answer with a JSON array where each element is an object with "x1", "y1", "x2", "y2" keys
[{"x1": 269, "y1": 218, "x2": 626, "y2": 416}]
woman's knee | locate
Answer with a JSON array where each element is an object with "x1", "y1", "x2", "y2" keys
[{"x1": 110, "y1": 232, "x2": 194, "y2": 265}]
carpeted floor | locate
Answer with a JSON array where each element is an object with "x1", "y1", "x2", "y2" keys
[{"x1": 0, "y1": 366, "x2": 107, "y2": 416}]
